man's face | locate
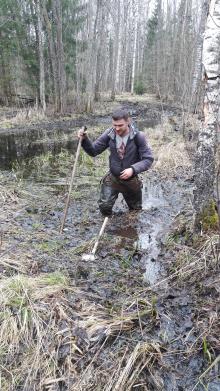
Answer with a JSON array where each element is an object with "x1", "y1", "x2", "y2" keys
[{"x1": 112, "y1": 118, "x2": 130, "y2": 137}]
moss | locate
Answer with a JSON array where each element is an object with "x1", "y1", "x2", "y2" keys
[
  {"x1": 40, "y1": 272, "x2": 68, "y2": 286},
  {"x1": 200, "y1": 200, "x2": 219, "y2": 231}
]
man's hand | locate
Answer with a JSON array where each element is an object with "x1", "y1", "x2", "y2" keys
[
  {"x1": 120, "y1": 168, "x2": 134, "y2": 180},
  {"x1": 78, "y1": 127, "x2": 87, "y2": 140}
]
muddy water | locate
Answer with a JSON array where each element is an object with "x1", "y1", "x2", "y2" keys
[
  {"x1": 139, "y1": 181, "x2": 168, "y2": 284},
  {"x1": 0, "y1": 102, "x2": 162, "y2": 169},
  {"x1": 0, "y1": 128, "x2": 79, "y2": 169}
]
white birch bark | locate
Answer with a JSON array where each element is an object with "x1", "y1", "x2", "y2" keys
[
  {"x1": 191, "y1": 0, "x2": 209, "y2": 112},
  {"x1": 194, "y1": 0, "x2": 220, "y2": 229}
]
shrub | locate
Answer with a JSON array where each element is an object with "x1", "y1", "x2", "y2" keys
[{"x1": 134, "y1": 80, "x2": 145, "y2": 95}]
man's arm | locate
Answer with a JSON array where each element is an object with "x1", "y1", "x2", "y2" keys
[
  {"x1": 80, "y1": 129, "x2": 110, "y2": 157},
  {"x1": 131, "y1": 132, "x2": 154, "y2": 174}
]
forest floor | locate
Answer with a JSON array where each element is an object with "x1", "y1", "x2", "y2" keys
[{"x1": 0, "y1": 94, "x2": 219, "y2": 391}]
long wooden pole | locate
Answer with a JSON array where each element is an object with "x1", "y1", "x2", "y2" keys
[
  {"x1": 82, "y1": 217, "x2": 109, "y2": 261},
  {"x1": 91, "y1": 217, "x2": 109, "y2": 256},
  {"x1": 60, "y1": 127, "x2": 86, "y2": 233}
]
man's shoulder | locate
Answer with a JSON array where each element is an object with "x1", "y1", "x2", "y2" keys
[
  {"x1": 105, "y1": 127, "x2": 115, "y2": 140},
  {"x1": 133, "y1": 128, "x2": 148, "y2": 147},
  {"x1": 129, "y1": 123, "x2": 140, "y2": 140}
]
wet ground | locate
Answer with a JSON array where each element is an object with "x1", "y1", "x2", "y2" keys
[
  {"x1": 0, "y1": 97, "x2": 219, "y2": 390},
  {"x1": 0, "y1": 98, "x2": 180, "y2": 168}
]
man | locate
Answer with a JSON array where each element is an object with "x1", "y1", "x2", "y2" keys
[{"x1": 78, "y1": 109, "x2": 154, "y2": 216}]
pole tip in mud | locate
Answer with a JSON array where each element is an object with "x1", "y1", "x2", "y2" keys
[{"x1": 82, "y1": 254, "x2": 95, "y2": 261}]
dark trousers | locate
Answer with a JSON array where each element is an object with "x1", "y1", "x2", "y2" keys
[{"x1": 98, "y1": 173, "x2": 142, "y2": 216}]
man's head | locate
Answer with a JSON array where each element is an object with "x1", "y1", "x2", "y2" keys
[{"x1": 112, "y1": 109, "x2": 130, "y2": 137}]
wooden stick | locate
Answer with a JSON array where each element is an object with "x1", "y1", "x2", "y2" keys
[
  {"x1": 60, "y1": 127, "x2": 86, "y2": 233},
  {"x1": 82, "y1": 217, "x2": 109, "y2": 260},
  {"x1": 91, "y1": 217, "x2": 109, "y2": 255}
]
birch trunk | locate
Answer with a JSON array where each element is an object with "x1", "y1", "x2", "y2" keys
[
  {"x1": 191, "y1": 0, "x2": 209, "y2": 113},
  {"x1": 194, "y1": 0, "x2": 220, "y2": 230}
]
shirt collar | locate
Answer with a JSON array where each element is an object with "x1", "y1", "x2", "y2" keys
[{"x1": 108, "y1": 123, "x2": 137, "y2": 140}]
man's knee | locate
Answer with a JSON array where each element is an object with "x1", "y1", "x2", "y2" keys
[
  {"x1": 98, "y1": 199, "x2": 113, "y2": 216},
  {"x1": 98, "y1": 174, "x2": 118, "y2": 216},
  {"x1": 123, "y1": 189, "x2": 142, "y2": 210},
  {"x1": 129, "y1": 201, "x2": 142, "y2": 211}
]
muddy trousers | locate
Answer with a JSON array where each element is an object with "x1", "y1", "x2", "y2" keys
[{"x1": 98, "y1": 173, "x2": 142, "y2": 216}]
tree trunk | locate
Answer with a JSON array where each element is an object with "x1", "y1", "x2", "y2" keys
[
  {"x1": 35, "y1": 0, "x2": 46, "y2": 112},
  {"x1": 191, "y1": 0, "x2": 209, "y2": 113},
  {"x1": 85, "y1": 0, "x2": 99, "y2": 111},
  {"x1": 111, "y1": 0, "x2": 120, "y2": 101},
  {"x1": 131, "y1": 0, "x2": 138, "y2": 94},
  {"x1": 94, "y1": 0, "x2": 104, "y2": 102},
  {"x1": 52, "y1": 0, "x2": 67, "y2": 113},
  {"x1": 41, "y1": 0, "x2": 59, "y2": 109},
  {"x1": 194, "y1": 0, "x2": 220, "y2": 231}
]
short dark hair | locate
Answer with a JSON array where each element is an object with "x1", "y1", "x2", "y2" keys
[{"x1": 112, "y1": 109, "x2": 130, "y2": 121}]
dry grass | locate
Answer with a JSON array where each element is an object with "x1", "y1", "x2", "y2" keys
[
  {"x1": 116, "y1": 92, "x2": 159, "y2": 104},
  {"x1": 145, "y1": 117, "x2": 193, "y2": 178},
  {"x1": 104, "y1": 342, "x2": 163, "y2": 391},
  {"x1": 154, "y1": 139, "x2": 192, "y2": 173},
  {"x1": 0, "y1": 267, "x2": 157, "y2": 390},
  {"x1": 0, "y1": 272, "x2": 69, "y2": 390},
  {"x1": 0, "y1": 106, "x2": 47, "y2": 128}
]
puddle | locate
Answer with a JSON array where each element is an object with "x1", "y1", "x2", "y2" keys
[
  {"x1": 139, "y1": 225, "x2": 161, "y2": 285},
  {"x1": 138, "y1": 178, "x2": 179, "y2": 286},
  {"x1": 0, "y1": 101, "x2": 162, "y2": 169},
  {"x1": 0, "y1": 128, "x2": 78, "y2": 169},
  {"x1": 108, "y1": 225, "x2": 138, "y2": 240},
  {"x1": 142, "y1": 180, "x2": 168, "y2": 210}
]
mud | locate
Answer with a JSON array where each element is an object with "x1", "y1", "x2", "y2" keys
[{"x1": 0, "y1": 98, "x2": 219, "y2": 391}]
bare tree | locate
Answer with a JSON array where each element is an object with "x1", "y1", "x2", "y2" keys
[
  {"x1": 111, "y1": 0, "x2": 121, "y2": 101},
  {"x1": 94, "y1": 0, "x2": 105, "y2": 102},
  {"x1": 131, "y1": 0, "x2": 138, "y2": 94},
  {"x1": 35, "y1": 0, "x2": 46, "y2": 112},
  {"x1": 41, "y1": 0, "x2": 59, "y2": 110},
  {"x1": 52, "y1": 0, "x2": 67, "y2": 113}
]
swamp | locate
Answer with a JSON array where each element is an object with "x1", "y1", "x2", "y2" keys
[{"x1": 0, "y1": 94, "x2": 219, "y2": 390}]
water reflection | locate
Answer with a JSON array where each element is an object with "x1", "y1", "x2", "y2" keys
[{"x1": 0, "y1": 128, "x2": 77, "y2": 169}]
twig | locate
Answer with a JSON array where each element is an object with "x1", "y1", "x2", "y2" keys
[
  {"x1": 136, "y1": 299, "x2": 144, "y2": 338},
  {"x1": 191, "y1": 355, "x2": 220, "y2": 391}
]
